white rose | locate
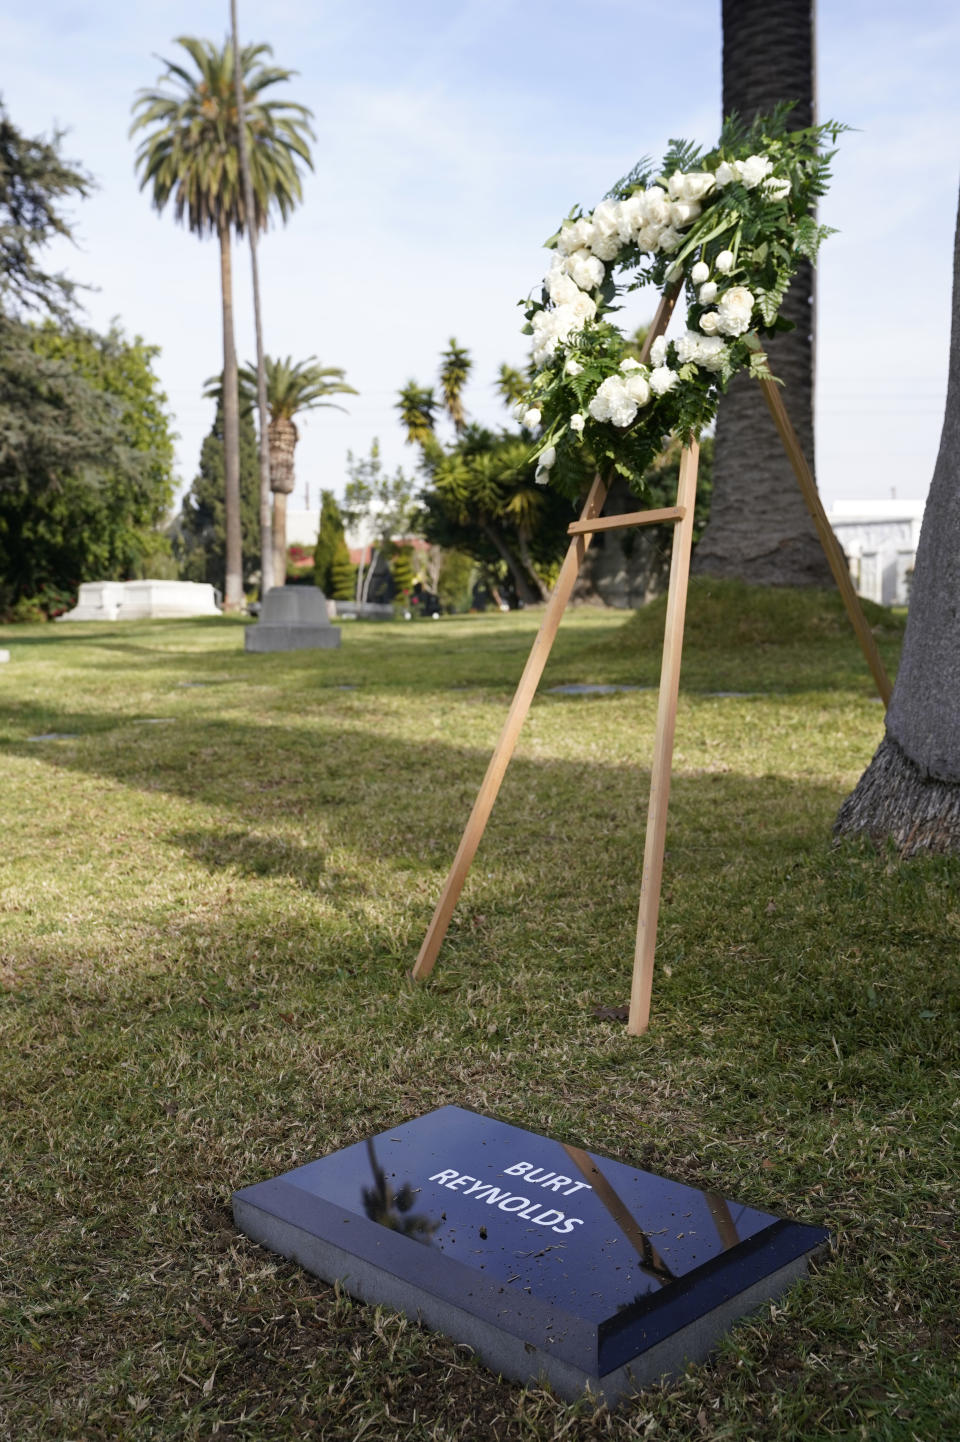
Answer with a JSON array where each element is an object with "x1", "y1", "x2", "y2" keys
[
  {"x1": 564, "y1": 358, "x2": 583, "y2": 376},
  {"x1": 636, "y1": 224, "x2": 663, "y2": 253},
  {"x1": 680, "y1": 171, "x2": 716, "y2": 202},
  {"x1": 667, "y1": 172, "x2": 685, "y2": 199},
  {"x1": 568, "y1": 291, "x2": 597, "y2": 324},
  {"x1": 567, "y1": 249, "x2": 605, "y2": 291},
  {"x1": 619, "y1": 356, "x2": 642, "y2": 371},
  {"x1": 716, "y1": 285, "x2": 755, "y2": 337},
  {"x1": 538, "y1": 445, "x2": 556, "y2": 468},
  {"x1": 762, "y1": 175, "x2": 791, "y2": 201},
  {"x1": 699, "y1": 310, "x2": 721, "y2": 335},
  {"x1": 641, "y1": 187, "x2": 670, "y2": 227},
  {"x1": 588, "y1": 376, "x2": 637, "y2": 428},
  {"x1": 650, "y1": 335, "x2": 668, "y2": 367},
  {"x1": 713, "y1": 160, "x2": 736, "y2": 187},
  {"x1": 736, "y1": 154, "x2": 773, "y2": 190},
  {"x1": 569, "y1": 413, "x2": 585, "y2": 434},
  {"x1": 690, "y1": 261, "x2": 710, "y2": 285},
  {"x1": 649, "y1": 365, "x2": 679, "y2": 396},
  {"x1": 699, "y1": 280, "x2": 718, "y2": 304},
  {"x1": 669, "y1": 199, "x2": 701, "y2": 229},
  {"x1": 657, "y1": 226, "x2": 681, "y2": 253},
  {"x1": 715, "y1": 249, "x2": 735, "y2": 273},
  {"x1": 523, "y1": 408, "x2": 542, "y2": 428},
  {"x1": 623, "y1": 373, "x2": 651, "y2": 406}
]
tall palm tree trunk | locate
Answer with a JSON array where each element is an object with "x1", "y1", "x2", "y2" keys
[
  {"x1": 268, "y1": 414, "x2": 297, "y2": 585},
  {"x1": 835, "y1": 186, "x2": 960, "y2": 854},
  {"x1": 693, "y1": 0, "x2": 833, "y2": 587},
  {"x1": 219, "y1": 221, "x2": 244, "y2": 609}
]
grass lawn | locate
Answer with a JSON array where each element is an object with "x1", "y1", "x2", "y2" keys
[{"x1": 1, "y1": 580, "x2": 956, "y2": 1441}]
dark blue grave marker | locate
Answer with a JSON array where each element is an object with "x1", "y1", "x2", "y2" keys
[{"x1": 233, "y1": 1106, "x2": 828, "y2": 1405}]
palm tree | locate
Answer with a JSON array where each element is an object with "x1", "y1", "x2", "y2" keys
[
  {"x1": 439, "y1": 338, "x2": 472, "y2": 434},
  {"x1": 693, "y1": 0, "x2": 832, "y2": 587},
  {"x1": 835, "y1": 187, "x2": 960, "y2": 855},
  {"x1": 131, "y1": 37, "x2": 313, "y2": 609},
  {"x1": 397, "y1": 382, "x2": 438, "y2": 449},
  {"x1": 236, "y1": 355, "x2": 356, "y2": 581}
]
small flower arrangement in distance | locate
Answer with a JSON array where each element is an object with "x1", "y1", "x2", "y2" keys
[{"x1": 520, "y1": 105, "x2": 845, "y2": 496}]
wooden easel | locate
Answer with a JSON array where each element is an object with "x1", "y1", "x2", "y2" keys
[{"x1": 410, "y1": 283, "x2": 892, "y2": 1034}]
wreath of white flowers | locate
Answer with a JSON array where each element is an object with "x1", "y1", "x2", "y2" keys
[{"x1": 520, "y1": 107, "x2": 844, "y2": 497}]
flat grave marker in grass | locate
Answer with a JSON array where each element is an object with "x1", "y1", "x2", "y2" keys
[
  {"x1": 26, "y1": 731, "x2": 80, "y2": 741},
  {"x1": 234, "y1": 1106, "x2": 828, "y2": 1407}
]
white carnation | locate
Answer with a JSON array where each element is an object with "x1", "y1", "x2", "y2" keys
[
  {"x1": 674, "y1": 330, "x2": 704, "y2": 364},
  {"x1": 762, "y1": 175, "x2": 791, "y2": 201},
  {"x1": 557, "y1": 217, "x2": 595, "y2": 255},
  {"x1": 697, "y1": 337, "x2": 727, "y2": 372},
  {"x1": 650, "y1": 335, "x2": 668, "y2": 367},
  {"x1": 674, "y1": 330, "x2": 727, "y2": 372},
  {"x1": 546, "y1": 269, "x2": 580, "y2": 306},
  {"x1": 699, "y1": 310, "x2": 721, "y2": 336},
  {"x1": 716, "y1": 285, "x2": 754, "y2": 336},
  {"x1": 569, "y1": 413, "x2": 585, "y2": 434},
  {"x1": 690, "y1": 260, "x2": 710, "y2": 285},
  {"x1": 591, "y1": 198, "x2": 622, "y2": 239},
  {"x1": 590, "y1": 230, "x2": 621, "y2": 261},
  {"x1": 736, "y1": 154, "x2": 774, "y2": 190},
  {"x1": 715, "y1": 249, "x2": 735, "y2": 274},
  {"x1": 713, "y1": 160, "x2": 736, "y2": 188},
  {"x1": 618, "y1": 193, "x2": 646, "y2": 240},
  {"x1": 699, "y1": 280, "x2": 718, "y2": 304},
  {"x1": 649, "y1": 365, "x2": 679, "y2": 396},
  {"x1": 523, "y1": 407, "x2": 542, "y2": 428},
  {"x1": 588, "y1": 376, "x2": 638, "y2": 428},
  {"x1": 564, "y1": 358, "x2": 583, "y2": 376}
]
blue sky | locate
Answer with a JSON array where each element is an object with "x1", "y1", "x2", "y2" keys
[{"x1": 3, "y1": 0, "x2": 960, "y2": 512}]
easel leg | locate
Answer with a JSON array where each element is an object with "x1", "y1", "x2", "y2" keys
[
  {"x1": 410, "y1": 472, "x2": 607, "y2": 981},
  {"x1": 410, "y1": 280, "x2": 684, "y2": 986},
  {"x1": 759, "y1": 378, "x2": 892, "y2": 706},
  {"x1": 629, "y1": 441, "x2": 700, "y2": 1036}
]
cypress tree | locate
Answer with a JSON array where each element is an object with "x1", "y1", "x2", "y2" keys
[
  {"x1": 314, "y1": 489, "x2": 345, "y2": 593},
  {"x1": 177, "y1": 398, "x2": 261, "y2": 591}
]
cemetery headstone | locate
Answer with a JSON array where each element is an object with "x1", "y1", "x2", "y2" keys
[
  {"x1": 234, "y1": 1106, "x2": 828, "y2": 1406},
  {"x1": 244, "y1": 586, "x2": 341, "y2": 653}
]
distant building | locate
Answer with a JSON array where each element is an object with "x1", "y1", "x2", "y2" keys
[{"x1": 827, "y1": 499, "x2": 925, "y2": 607}]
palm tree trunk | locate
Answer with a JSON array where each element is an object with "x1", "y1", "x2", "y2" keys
[
  {"x1": 272, "y1": 492, "x2": 288, "y2": 585},
  {"x1": 693, "y1": 0, "x2": 833, "y2": 587},
  {"x1": 516, "y1": 526, "x2": 552, "y2": 603},
  {"x1": 230, "y1": 0, "x2": 274, "y2": 597},
  {"x1": 219, "y1": 221, "x2": 244, "y2": 610},
  {"x1": 836, "y1": 185, "x2": 960, "y2": 854},
  {"x1": 480, "y1": 522, "x2": 538, "y2": 606}
]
